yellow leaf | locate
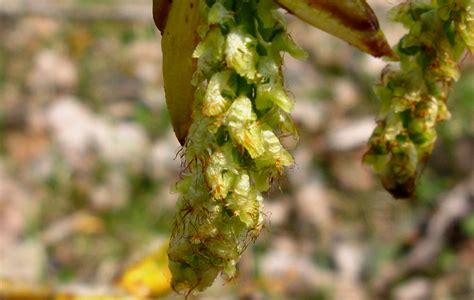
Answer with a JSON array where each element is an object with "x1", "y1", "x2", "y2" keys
[
  {"x1": 0, "y1": 279, "x2": 52, "y2": 300},
  {"x1": 156, "y1": 0, "x2": 201, "y2": 145},
  {"x1": 118, "y1": 240, "x2": 172, "y2": 298}
]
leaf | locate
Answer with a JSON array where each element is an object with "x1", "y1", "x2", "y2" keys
[
  {"x1": 158, "y1": 0, "x2": 201, "y2": 145},
  {"x1": 118, "y1": 240, "x2": 172, "y2": 298},
  {"x1": 152, "y1": 0, "x2": 172, "y2": 34},
  {"x1": 275, "y1": 0, "x2": 396, "y2": 58}
]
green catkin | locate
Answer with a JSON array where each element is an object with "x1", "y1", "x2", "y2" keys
[
  {"x1": 364, "y1": 0, "x2": 473, "y2": 198},
  {"x1": 168, "y1": 0, "x2": 304, "y2": 293}
]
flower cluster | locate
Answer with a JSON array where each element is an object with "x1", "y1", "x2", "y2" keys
[
  {"x1": 364, "y1": 0, "x2": 473, "y2": 198},
  {"x1": 167, "y1": 0, "x2": 305, "y2": 293}
]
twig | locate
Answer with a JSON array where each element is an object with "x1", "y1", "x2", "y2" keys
[{"x1": 372, "y1": 174, "x2": 474, "y2": 297}]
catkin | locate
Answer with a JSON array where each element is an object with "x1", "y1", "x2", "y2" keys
[
  {"x1": 364, "y1": 0, "x2": 473, "y2": 198},
  {"x1": 168, "y1": 0, "x2": 304, "y2": 293}
]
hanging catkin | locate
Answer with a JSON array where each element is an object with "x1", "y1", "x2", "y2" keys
[
  {"x1": 364, "y1": 0, "x2": 473, "y2": 198},
  {"x1": 167, "y1": 0, "x2": 304, "y2": 293}
]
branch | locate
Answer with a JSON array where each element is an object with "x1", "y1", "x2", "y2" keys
[{"x1": 372, "y1": 174, "x2": 474, "y2": 297}]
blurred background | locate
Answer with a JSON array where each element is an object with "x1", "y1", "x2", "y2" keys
[{"x1": 0, "y1": 0, "x2": 473, "y2": 299}]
